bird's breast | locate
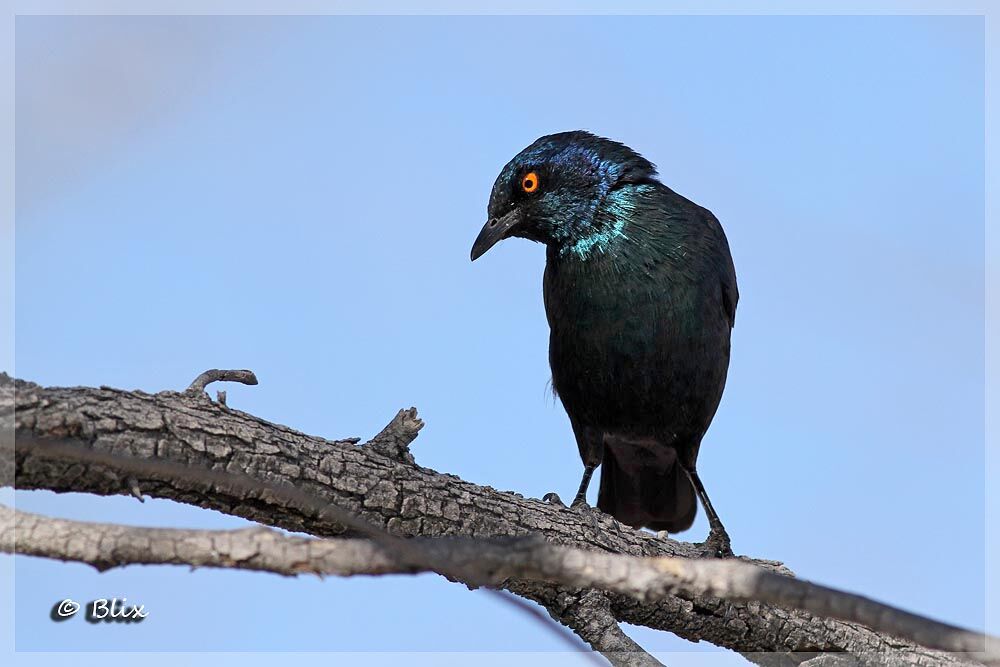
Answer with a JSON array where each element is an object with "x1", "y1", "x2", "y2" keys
[{"x1": 542, "y1": 250, "x2": 731, "y2": 438}]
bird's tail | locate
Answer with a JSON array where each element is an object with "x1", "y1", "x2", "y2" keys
[{"x1": 596, "y1": 440, "x2": 697, "y2": 533}]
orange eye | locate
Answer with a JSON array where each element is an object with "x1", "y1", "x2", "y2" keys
[{"x1": 521, "y1": 171, "x2": 540, "y2": 193}]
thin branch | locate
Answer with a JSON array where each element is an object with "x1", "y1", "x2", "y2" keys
[
  {"x1": 5, "y1": 458, "x2": 996, "y2": 665},
  {"x1": 542, "y1": 589, "x2": 666, "y2": 667},
  {"x1": 0, "y1": 504, "x2": 651, "y2": 666},
  {"x1": 3, "y1": 504, "x2": 411, "y2": 575},
  {"x1": 482, "y1": 590, "x2": 612, "y2": 665},
  {"x1": 185, "y1": 368, "x2": 258, "y2": 394}
]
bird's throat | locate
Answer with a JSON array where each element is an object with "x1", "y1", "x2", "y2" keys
[{"x1": 558, "y1": 218, "x2": 629, "y2": 261}]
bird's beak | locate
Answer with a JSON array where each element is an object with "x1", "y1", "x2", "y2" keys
[{"x1": 470, "y1": 209, "x2": 524, "y2": 261}]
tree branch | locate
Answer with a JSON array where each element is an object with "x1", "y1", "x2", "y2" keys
[
  {"x1": 4, "y1": 500, "x2": 992, "y2": 665},
  {"x1": 3, "y1": 373, "x2": 990, "y2": 666},
  {"x1": 185, "y1": 368, "x2": 258, "y2": 395},
  {"x1": 2, "y1": 504, "x2": 413, "y2": 575},
  {"x1": 544, "y1": 589, "x2": 666, "y2": 667}
]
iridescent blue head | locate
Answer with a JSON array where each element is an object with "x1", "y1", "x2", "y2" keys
[{"x1": 470, "y1": 131, "x2": 658, "y2": 261}]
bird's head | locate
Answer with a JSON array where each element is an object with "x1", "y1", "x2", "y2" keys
[{"x1": 470, "y1": 131, "x2": 658, "y2": 261}]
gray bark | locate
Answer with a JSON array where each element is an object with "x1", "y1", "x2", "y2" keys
[{"x1": 2, "y1": 373, "x2": 989, "y2": 666}]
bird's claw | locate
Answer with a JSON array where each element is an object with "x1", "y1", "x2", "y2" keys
[{"x1": 700, "y1": 531, "x2": 734, "y2": 558}]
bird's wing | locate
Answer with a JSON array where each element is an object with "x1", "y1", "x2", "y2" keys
[{"x1": 697, "y1": 206, "x2": 739, "y2": 329}]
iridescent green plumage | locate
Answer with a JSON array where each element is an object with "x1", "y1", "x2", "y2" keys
[{"x1": 471, "y1": 131, "x2": 738, "y2": 556}]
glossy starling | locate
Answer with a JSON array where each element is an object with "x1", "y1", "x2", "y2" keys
[{"x1": 471, "y1": 131, "x2": 738, "y2": 556}]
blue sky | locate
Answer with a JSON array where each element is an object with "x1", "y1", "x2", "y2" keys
[{"x1": 6, "y1": 13, "x2": 987, "y2": 665}]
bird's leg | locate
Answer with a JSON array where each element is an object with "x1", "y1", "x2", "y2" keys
[
  {"x1": 543, "y1": 462, "x2": 597, "y2": 507},
  {"x1": 682, "y1": 465, "x2": 734, "y2": 558},
  {"x1": 571, "y1": 463, "x2": 597, "y2": 507},
  {"x1": 543, "y1": 463, "x2": 612, "y2": 536},
  {"x1": 571, "y1": 462, "x2": 615, "y2": 535}
]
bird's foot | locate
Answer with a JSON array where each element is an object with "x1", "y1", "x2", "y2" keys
[
  {"x1": 699, "y1": 529, "x2": 734, "y2": 559},
  {"x1": 542, "y1": 492, "x2": 565, "y2": 506}
]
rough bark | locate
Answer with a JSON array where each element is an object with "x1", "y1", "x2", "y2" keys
[
  {"x1": 547, "y1": 589, "x2": 666, "y2": 667},
  {"x1": 9, "y1": 498, "x2": 990, "y2": 662},
  {"x1": 2, "y1": 373, "x2": 989, "y2": 666}
]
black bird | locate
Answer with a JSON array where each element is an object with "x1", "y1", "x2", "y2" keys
[{"x1": 471, "y1": 131, "x2": 738, "y2": 556}]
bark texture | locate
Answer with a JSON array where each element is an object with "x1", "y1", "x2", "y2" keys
[{"x1": 3, "y1": 373, "x2": 990, "y2": 666}]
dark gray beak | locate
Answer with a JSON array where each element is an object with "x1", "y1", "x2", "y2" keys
[{"x1": 470, "y1": 209, "x2": 523, "y2": 261}]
